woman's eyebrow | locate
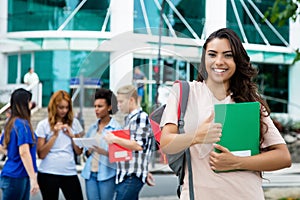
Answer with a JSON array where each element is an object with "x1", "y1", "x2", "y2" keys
[
  {"x1": 207, "y1": 50, "x2": 232, "y2": 54},
  {"x1": 223, "y1": 50, "x2": 233, "y2": 54},
  {"x1": 207, "y1": 50, "x2": 217, "y2": 53}
]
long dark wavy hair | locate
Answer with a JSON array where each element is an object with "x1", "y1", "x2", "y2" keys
[
  {"x1": 3, "y1": 88, "x2": 35, "y2": 148},
  {"x1": 48, "y1": 90, "x2": 73, "y2": 131},
  {"x1": 197, "y1": 28, "x2": 270, "y2": 146}
]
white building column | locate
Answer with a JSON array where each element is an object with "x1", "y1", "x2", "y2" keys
[
  {"x1": 16, "y1": 53, "x2": 21, "y2": 84},
  {"x1": 109, "y1": 0, "x2": 134, "y2": 92},
  {"x1": 205, "y1": 0, "x2": 227, "y2": 38},
  {"x1": 0, "y1": 0, "x2": 8, "y2": 86},
  {"x1": 289, "y1": 16, "x2": 300, "y2": 120}
]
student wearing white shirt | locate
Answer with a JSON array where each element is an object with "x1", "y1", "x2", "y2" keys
[
  {"x1": 36, "y1": 90, "x2": 84, "y2": 200},
  {"x1": 23, "y1": 68, "x2": 39, "y2": 85}
]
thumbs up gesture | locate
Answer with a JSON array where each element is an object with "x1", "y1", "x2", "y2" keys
[{"x1": 192, "y1": 111, "x2": 222, "y2": 145}]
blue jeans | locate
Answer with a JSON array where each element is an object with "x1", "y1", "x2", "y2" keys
[
  {"x1": 115, "y1": 174, "x2": 144, "y2": 200},
  {"x1": 85, "y1": 172, "x2": 115, "y2": 200},
  {"x1": 0, "y1": 176, "x2": 30, "y2": 200}
]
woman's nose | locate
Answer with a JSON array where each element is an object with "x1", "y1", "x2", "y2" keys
[{"x1": 215, "y1": 55, "x2": 225, "y2": 65}]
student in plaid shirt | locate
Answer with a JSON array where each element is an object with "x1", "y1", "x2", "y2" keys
[{"x1": 105, "y1": 85, "x2": 154, "y2": 200}]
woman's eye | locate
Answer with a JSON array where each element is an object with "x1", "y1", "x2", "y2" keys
[
  {"x1": 225, "y1": 54, "x2": 233, "y2": 58},
  {"x1": 208, "y1": 53, "x2": 216, "y2": 57}
]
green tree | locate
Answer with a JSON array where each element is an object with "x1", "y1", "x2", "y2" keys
[{"x1": 265, "y1": 0, "x2": 300, "y2": 63}]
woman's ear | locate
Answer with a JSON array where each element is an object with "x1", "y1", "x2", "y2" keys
[
  {"x1": 108, "y1": 105, "x2": 112, "y2": 112},
  {"x1": 28, "y1": 101, "x2": 33, "y2": 109}
]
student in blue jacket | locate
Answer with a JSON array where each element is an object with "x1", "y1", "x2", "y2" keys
[{"x1": 81, "y1": 88, "x2": 121, "y2": 200}]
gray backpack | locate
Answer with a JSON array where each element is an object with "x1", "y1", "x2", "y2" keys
[{"x1": 149, "y1": 80, "x2": 194, "y2": 199}]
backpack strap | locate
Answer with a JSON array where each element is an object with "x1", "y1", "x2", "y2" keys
[
  {"x1": 177, "y1": 80, "x2": 189, "y2": 134},
  {"x1": 186, "y1": 148, "x2": 194, "y2": 200},
  {"x1": 175, "y1": 80, "x2": 194, "y2": 200}
]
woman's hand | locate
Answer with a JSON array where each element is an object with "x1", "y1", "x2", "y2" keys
[
  {"x1": 146, "y1": 172, "x2": 156, "y2": 186},
  {"x1": 104, "y1": 132, "x2": 116, "y2": 144},
  {"x1": 192, "y1": 112, "x2": 222, "y2": 145},
  {"x1": 30, "y1": 177, "x2": 40, "y2": 195},
  {"x1": 209, "y1": 144, "x2": 240, "y2": 171},
  {"x1": 161, "y1": 112, "x2": 222, "y2": 154},
  {"x1": 53, "y1": 122, "x2": 63, "y2": 136},
  {"x1": 61, "y1": 124, "x2": 75, "y2": 138}
]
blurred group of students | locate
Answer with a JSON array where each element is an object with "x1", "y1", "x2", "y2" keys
[{"x1": 0, "y1": 84, "x2": 155, "y2": 200}]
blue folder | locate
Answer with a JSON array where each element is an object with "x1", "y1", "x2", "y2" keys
[{"x1": 214, "y1": 102, "x2": 260, "y2": 157}]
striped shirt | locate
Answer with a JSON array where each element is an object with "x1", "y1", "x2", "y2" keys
[{"x1": 116, "y1": 108, "x2": 153, "y2": 184}]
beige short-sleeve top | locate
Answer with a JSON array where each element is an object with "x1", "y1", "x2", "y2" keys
[{"x1": 160, "y1": 81, "x2": 285, "y2": 200}]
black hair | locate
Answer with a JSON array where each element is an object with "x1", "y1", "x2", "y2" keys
[
  {"x1": 3, "y1": 88, "x2": 35, "y2": 147},
  {"x1": 95, "y1": 88, "x2": 118, "y2": 114},
  {"x1": 10, "y1": 88, "x2": 32, "y2": 119}
]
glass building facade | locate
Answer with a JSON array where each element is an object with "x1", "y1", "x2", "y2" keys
[{"x1": 2, "y1": 0, "x2": 296, "y2": 113}]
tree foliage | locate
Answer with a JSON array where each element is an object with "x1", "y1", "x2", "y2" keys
[
  {"x1": 265, "y1": 0, "x2": 300, "y2": 26},
  {"x1": 265, "y1": 0, "x2": 300, "y2": 64}
]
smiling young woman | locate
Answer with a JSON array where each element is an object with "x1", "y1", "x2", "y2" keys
[{"x1": 160, "y1": 28, "x2": 291, "y2": 200}]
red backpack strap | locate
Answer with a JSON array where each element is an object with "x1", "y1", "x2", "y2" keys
[{"x1": 174, "y1": 80, "x2": 183, "y2": 120}]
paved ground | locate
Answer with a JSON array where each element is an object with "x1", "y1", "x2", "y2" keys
[
  {"x1": 140, "y1": 188, "x2": 300, "y2": 200},
  {"x1": 140, "y1": 163, "x2": 300, "y2": 200},
  {"x1": 140, "y1": 196, "x2": 178, "y2": 200},
  {"x1": 1, "y1": 160, "x2": 300, "y2": 199},
  {"x1": 264, "y1": 188, "x2": 300, "y2": 200}
]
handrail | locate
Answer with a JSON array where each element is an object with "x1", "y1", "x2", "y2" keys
[
  {"x1": 71, "y1": 87, "x2": 80, "y2": 103},
  {"x1": 0, "y1": 82, "x2": 42, "y2": 115},
  {"x1": 0, "y1": 103, "x2": 10, "y2": 116}
]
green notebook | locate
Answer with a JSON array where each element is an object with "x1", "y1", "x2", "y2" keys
[{"x1": 214, "y1": 102, "x2": 260, "y2": 157}]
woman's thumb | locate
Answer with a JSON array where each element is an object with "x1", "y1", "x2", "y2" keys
[{"x1": 205, "y1": 111, "x2": 215, "y2": 123}]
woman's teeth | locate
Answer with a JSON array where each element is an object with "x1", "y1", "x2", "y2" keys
[{"x1": 213, "y1": 68, "x2": 227, "y2": 73}]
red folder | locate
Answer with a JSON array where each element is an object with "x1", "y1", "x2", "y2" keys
[{"x1": 109, "y1": 130, "x2": 132, "y2": 163}]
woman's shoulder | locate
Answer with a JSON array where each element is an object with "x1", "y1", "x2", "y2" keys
[
  {"x1": 72, "y1": 118, "x2": 84, "y2": 128},
  {"x1": 14, "y1": 118, "x2": 29, "y2": 127},
  {"x1": 37, "y1": 118, "x2": 49, "y2": 126},
  {"x1": 173, "y1": 80, "x2": 204, "y2": 88},
  {"x1": 188, "y1": 80, "x2": 205, "y2": 88},
  {"x1": 72, "y1": 118, "x2": 84, "y2": 131},
  {"x1": 88, "y1": 120, "x2": 99, "y2": 128},
  {"x1": 12, "y1": 119, "x2": 32, "y2": 135},
  {"x1": 72, "y1": 117, "x2": 81, "y2": 124},
  {"x1": 172, "y1": 80, "x2": 205, "y2": 96}
]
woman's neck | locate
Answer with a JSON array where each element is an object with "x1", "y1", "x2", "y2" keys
[
  {"x1": 99, "y1": 115, "x2": 111, "y2": 125},
  {"x1": 98, "y1": 115, "x2": 111, "y2": 133},
  {"x1": 56, "y1": 117, "x2": 63, "y2": 123},
  {"x1": 205, "y1": 81, "x2": 230, "y2": 101}
]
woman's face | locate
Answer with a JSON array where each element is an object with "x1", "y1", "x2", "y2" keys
[
  {"x1": 56, "y1": 99, "x2": 69, "y2": 119},
  {"x1": 205, "y1": 38, "x2": 236, "y2": 87},
  {"x1": 94, "y1": 98, "x2": 110, "y2": 119}
]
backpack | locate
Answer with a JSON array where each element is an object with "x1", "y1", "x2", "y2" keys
[{"x1": 149, "y1": 80, "x2": 194, "y2": 200}]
